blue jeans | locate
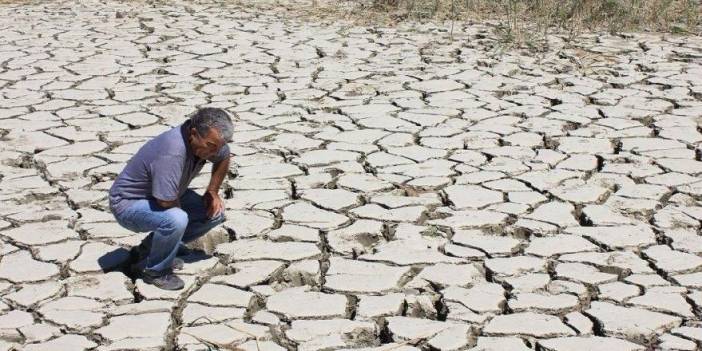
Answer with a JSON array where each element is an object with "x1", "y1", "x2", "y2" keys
[{"x1": 113, "y1": 189, "x2": 225, "y2": 274}]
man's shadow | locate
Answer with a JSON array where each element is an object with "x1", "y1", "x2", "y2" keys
[
  {"x1": 97, "y1": 245, "x2": 211, "y2": 278},
  {"x1": 179, "y1": 251, "x2": 211, "y2": 264},
  {"x1": 97, "y1": 247, "x2": 132, "y2": 273}
]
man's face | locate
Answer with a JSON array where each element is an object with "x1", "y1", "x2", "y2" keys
[{"x1": 189, "y1": 127, "x2": 225, "y2": 161}]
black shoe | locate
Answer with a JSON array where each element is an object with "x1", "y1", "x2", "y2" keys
[
  {"x1": 132, "y1": 256, "x2": 183, "y2": 271},
  {"x1": 141, "y1": 269, "x2": 185, "y2": 290}
]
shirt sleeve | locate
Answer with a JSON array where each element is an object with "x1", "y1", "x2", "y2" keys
[
  {"x1": 150, "y1": 154, "x2": 183, "y2": 201},
  {"x1": 211, "y1": 144, "x2": 231, "y2": 163}
]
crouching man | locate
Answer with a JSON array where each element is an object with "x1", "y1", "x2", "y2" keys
[{"x1": 109, "y1": 108, "x2": 233, "y2": 290}]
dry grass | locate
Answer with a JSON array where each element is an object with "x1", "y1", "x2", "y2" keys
[
  {"x1": 305, "y1": 0, "x2": 700, "y2": 49},
  {"x1": 371, "y1": 0, "x2": 701, "y2": 30},
  {"x1": 476, "y1": 0, "x2": 701, "y2": 47}
]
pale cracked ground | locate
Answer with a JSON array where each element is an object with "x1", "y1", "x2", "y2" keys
[{"x1": 1, "y1": 1, "x2": 702, "y2": 350}]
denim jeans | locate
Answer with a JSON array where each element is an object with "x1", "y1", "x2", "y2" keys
[{"x1": 112, "y1": 189, "x2": 225, "y2": 274}]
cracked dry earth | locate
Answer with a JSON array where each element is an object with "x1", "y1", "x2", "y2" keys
[{"x1": 1, "y1": 1, "x2": 702, "y2": 351}]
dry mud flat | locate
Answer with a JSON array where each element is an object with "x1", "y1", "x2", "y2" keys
[{"x1": 1, "y1": 0, "x2": 702, "y2": 350}]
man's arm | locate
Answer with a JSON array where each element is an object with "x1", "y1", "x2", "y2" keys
[
  {"x1": 204, "y1": 155, "x2": 230, "y2": 218},
  {"x1": 208, "y1": 155, "x2": 230, "y2": 194},
  {"x1": 151, "y1": 154, "x2": 183, "y2": 210}
]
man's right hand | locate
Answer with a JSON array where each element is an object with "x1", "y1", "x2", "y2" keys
[{"x1": 203, "y1": 190, "x2": 224, "y2": 219}]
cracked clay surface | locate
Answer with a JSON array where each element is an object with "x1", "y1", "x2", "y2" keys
[{"x1": 1, "y1": 1, "x2": 702, "y2": 350}]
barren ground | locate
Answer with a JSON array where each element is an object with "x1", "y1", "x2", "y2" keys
[{"x1": 1, "y1": 1, "x2": 702, "y2": 350}]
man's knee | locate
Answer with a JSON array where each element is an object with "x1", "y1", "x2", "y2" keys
[{"x1": 160, "y1": 208, "x2": 189, "y2": 233}]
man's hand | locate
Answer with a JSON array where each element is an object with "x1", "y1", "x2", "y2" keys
[
  {"x1": 203, "y1": 190, "x2": 224, "y2": 219},
  {"x1": 204, "y1": 154, "x2": 229, "y2": 219}
]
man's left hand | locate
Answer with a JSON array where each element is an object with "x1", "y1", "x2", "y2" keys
[{"x1": 203, "y1": 190, "x2": 224, "y2": 219}]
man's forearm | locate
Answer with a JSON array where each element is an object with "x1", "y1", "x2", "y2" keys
[{"x1": 207, "y1": 155, "x2": 230, "y2": 194}]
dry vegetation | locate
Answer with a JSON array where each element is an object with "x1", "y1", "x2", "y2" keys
[
  {"x1": 306, "y1": 0, "x2": 701, "y2": 49},
  {"x1": 374, "y1": 0, "x2": 700, "y2": 30}
]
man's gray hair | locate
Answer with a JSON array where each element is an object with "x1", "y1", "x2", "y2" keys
[{"x1": 190, "y1": 107, "x2": 234, "y2": 142}]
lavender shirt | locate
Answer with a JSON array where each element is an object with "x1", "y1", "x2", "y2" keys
[{"x1": 108, "y1": 121, "x2": 229, "y2": 215}]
